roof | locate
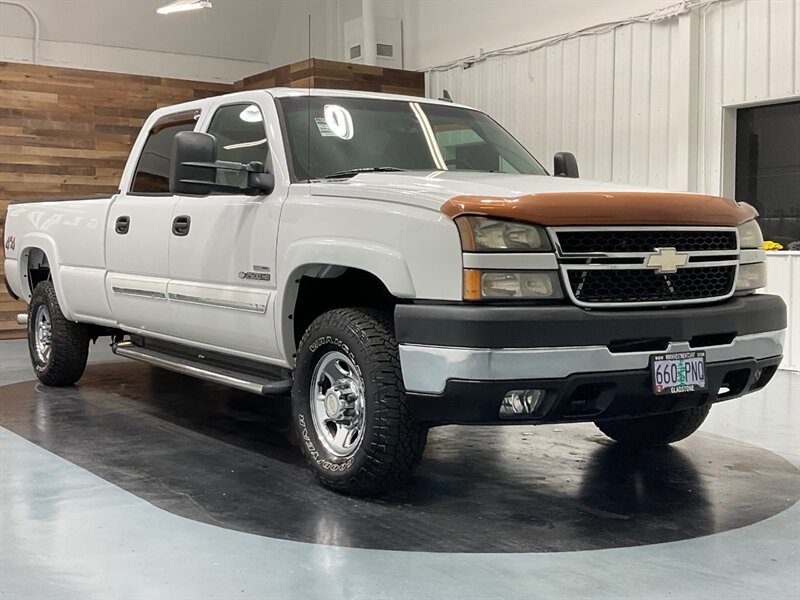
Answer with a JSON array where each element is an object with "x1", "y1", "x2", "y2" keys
[
  {"x1": 265, "y1": 87, "x2": 472, "y2": 109},
  {"x1": 142, "y1": 87, "x2": 475, "y2": 125}
]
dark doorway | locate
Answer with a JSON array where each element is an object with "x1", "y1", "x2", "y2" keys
[{"x1": 735, "y1": 100, "x2": 800, "y2": 247}]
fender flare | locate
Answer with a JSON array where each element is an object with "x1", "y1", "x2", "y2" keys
[
  {"x1": 17, "y1": 233, "x2": 76, "y2": 321},
  {"x1": 276, "y1": 237, "x2": 416, "y2": 359}
]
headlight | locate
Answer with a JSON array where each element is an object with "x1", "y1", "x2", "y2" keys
[
  {"x1": 456, "y1": 217, "x2": 551, "y2": 252},
  {"x1": 738, "y1": 220, "x2": 764, "y2": 249},
  {"x1": 464, "y1": 270, "x2": 563, "y2": 300},
  {"x1": 735, "y1": 262, "x2": 767, "y2": 292}
]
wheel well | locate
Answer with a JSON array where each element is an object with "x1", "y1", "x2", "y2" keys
[
  {"x1": 292, "y1": 268, "x2": 397, "y2": 350},
  {"x1": 25, "y1": 248, "x2": 50, "y2": 297}
]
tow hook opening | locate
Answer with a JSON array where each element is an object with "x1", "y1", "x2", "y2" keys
[
  {"x1": 718, "y1": 368, "x2": 751, "y2": 399},
  {"x1": 750, "y1": 365, "x2": 778, "y2": 392},
  {"x1": 562, "y1": 383, "x2": 616, "y2": 418}
]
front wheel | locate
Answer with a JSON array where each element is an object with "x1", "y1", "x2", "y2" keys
[
  {"x1": 292, "y1": 308, "x2": 427, "y2": 495},
  {"x1": 27, "y1": 281, "x2": 89, "y2": 386},
  {"x1": 595, "y1": 405, "x2": 711, "y2": 447}
]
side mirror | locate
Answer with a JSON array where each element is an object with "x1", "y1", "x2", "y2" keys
[
  {"x1": 553, "y1": 152, "x2": 579, "y2": 178},
  {"x1": 170, "y1": 131, "x2": 275, "y2": 196},
  {"x1": 171, "y1": 131, "x2": 216, "y2": 196}
]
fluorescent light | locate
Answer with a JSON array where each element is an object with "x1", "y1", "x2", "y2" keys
[
  {"x1": 224, "y1": 138, "x2": 267, "y2": 151},
  {"x1": 239, "y1": 106, "x2": 263, "y2": 123},
  {"x1": 410, "y1": 102, "x2": 447, "y2": 170},
  {"x1": 323, "y1": 104, "x2": 354, "y2": 140},
  {"x1": 157, "y1": 0, "x2": 212, "y2": 15}
]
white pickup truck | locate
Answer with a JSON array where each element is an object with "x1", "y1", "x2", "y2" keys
[{"x1": 3, "y1": 88, "x2": 787, "y2": 495}]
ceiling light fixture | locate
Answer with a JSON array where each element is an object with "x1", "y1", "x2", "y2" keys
[
  {"x1": 239, "y1": 106, "x2": 263, "y2": 123},
  {"x1": 156, "y1": 0, "x2": 212, "y2": 15}
]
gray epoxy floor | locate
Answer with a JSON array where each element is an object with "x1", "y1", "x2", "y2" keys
[{"x1": 1, "y1": 338, "x2": 799, "y2": 599}]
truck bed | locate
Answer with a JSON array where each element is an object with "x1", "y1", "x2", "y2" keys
[{"x1": 4, "y1": 194, "x2": 116, "y2": 323}]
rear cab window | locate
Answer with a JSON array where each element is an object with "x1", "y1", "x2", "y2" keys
[{"x1": 130, "y1": 109, "x2": 201, "y2": 194}]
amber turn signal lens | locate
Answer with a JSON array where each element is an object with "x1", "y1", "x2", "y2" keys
[{"x1": 463, "y1": 269, "x2": 481, "y2": 300}]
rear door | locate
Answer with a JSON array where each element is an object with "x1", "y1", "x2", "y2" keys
[
  {"x1": 105, "y1": 109, "x2": 200, "y2": 334},
  {"x1": 166, "y1": 95, "x2": 287, "y2": 360}
]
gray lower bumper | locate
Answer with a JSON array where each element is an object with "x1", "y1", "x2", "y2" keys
[{"x1": 399, "y1": 330, "x2": 785, "y2": 394}]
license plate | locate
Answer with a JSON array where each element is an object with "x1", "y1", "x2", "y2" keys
[{"x1": 651, "y1": 351, "x2": 707, "y2": 395}]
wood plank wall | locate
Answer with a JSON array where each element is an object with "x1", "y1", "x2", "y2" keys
[
  {"x1": 236, "y1": 58, "x2": 426, "y2": 97},
  {"x1": 0, "y1": 59, "x2": 424, "y2": 339}
]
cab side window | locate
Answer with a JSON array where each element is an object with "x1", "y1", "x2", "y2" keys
[
  {"x1": 206, "y1": 103, "x2": 269, "y2": 166},
  {"x1": 130, "y1": 110, "x2": 200, "y2": 194}
]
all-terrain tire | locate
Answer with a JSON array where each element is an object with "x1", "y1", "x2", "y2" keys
[
  {"x1": 595, "y1": 405, "x2": 711, "y2": 447},
  {"x1": 27, "y1": 281, "x2": 89, "y2": 386},
  {"x1": 292, "y1": 308, "x2": 428, "y2": 495}
]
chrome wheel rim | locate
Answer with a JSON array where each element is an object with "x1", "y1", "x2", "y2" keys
[
  {"x1": 310, "y1": 351, "x2": 366, "y2": 458},
  {"x1": 34, "y1": 305, "x2": 52, "y2": 365}
]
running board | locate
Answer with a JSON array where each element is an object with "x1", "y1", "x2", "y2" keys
[{"x1": 112, "y1": 341, "x2": 292, "y2": 396}]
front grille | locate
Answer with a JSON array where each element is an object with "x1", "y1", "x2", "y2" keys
[
  {"x1": 567, "y1": 266, "x2": 737, "y2": 304},
  {"x1": 557, "y1": 230, "x2": 737, "y2": 253},
  {"x1": 552, "y1": 227, "x2": 740, "y2": 306}
]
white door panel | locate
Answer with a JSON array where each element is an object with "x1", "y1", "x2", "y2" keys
[
  {"x1": 105, "y1": 195, "x2": 176, "y2": 332},
  {"x1": 104, "y1": 273, "x2": 170, "y2": 332},
  {"x1": 167, "y1": 196, "x2": 282, "y2": 357}
]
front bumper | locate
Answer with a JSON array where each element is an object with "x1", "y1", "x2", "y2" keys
[{"x1": 395, "y1": 294, "x2": 787, "y2": 424}]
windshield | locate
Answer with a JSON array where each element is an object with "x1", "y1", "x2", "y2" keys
[{"x1": 278, "y1": 96, "x2": 547, "y2": 181}]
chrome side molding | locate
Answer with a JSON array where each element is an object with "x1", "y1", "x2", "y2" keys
[{"x1": 111, "y1": 286, "x2": 167, "y2": 300}]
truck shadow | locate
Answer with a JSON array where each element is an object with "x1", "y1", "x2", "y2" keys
[{"x1": 1, "y1": 361, "x2": 797, "y2": 553}]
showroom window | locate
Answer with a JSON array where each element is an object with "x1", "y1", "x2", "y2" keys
[
  {"x1": 735, "y1": 100, "x2": 800, "y2": 247},
  {"x1": 206, "y1": 103, "x2": 269, "y2": 166},
  {"x1": 130, "y1": 110, "x2": 200, "y2": 194}
]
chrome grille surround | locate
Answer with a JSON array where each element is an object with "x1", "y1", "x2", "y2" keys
[{"x1": 549, "y1": 226, "x2": 740, "y2": 308}]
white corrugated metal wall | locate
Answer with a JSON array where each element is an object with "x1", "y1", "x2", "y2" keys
[
  {"x1": 766, "y1": 254, "x2": 800, "y2": 371},
  {"x1": 426, "y1": 0, "x2": 800, "y2": 195}
]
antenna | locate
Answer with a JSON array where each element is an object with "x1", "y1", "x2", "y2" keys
[
  {"x1": 439, "y1": 89, "x2": 454, "y2": 103},
  {"x1": 306, "y1": 13, "x2": 312, "y2": 183}
]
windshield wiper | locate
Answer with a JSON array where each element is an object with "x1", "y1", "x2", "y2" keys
[{"x1": 321, "y1": 167, "x2": 406, "y2": 180}]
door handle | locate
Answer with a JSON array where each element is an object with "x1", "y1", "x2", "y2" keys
[
  {"x1": 115, "y1": 216, "x2": 130, "y2": 235},
  {"x1": 172, "y1": 215, "x2": 191, "y2": 236}
]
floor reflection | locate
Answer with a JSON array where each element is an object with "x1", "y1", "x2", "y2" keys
[{"x1": 1, "y1": 362, "x2": 796, "y2": 553}]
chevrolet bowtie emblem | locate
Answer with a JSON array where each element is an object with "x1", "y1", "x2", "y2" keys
[{"x1": 645, "y1": 247, "x2": 689, "y2": 273}]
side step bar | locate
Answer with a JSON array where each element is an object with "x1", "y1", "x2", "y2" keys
[{"x1": 112, "y1": 341, "x2": 292, "y2": 396}]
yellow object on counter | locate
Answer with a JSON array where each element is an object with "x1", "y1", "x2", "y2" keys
[{"x1": 762, "y1": 241, "x2": 784, "y2": 251}]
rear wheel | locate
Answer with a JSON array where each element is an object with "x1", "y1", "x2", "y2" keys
[
  {"x1": 595, "y1": 405, "x2": 711, "y2": 447},
  {"x1": 292, "y1": 308, "x2": 427, "y2": 495},
  {"x1": 27, "y1": 281, "x2": 89, "y2": 386}
]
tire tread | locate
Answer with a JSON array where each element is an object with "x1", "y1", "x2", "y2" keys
[
  {"x1": 28, "y1": 281, "x2": 89, "y2": 387},
  {"x1": 294, "y1": 307, "x2": 427, "y2": 495}
]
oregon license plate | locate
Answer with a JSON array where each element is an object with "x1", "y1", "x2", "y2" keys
[{"x1": 651, "y1": 351, "x2": 707, "y2": 395}]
